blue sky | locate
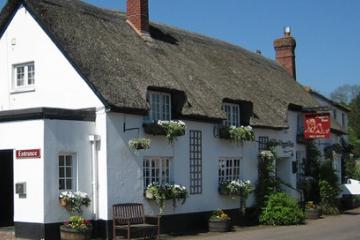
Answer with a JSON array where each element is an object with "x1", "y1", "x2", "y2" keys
[{"x1": 1, "y1": 0, "x2": 359, "y2": 96}]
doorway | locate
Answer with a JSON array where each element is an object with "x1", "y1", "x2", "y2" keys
[{"x1": 0, "y1": 150, "x2": 14, "y2": 227}]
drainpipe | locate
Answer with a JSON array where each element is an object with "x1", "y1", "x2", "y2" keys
[{"x1": 89, "y1": 135, "x2": 100, "y2": 219}]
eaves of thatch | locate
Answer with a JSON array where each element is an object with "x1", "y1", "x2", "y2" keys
[{"x1": 0, "y1": 0, "x2": 319, "y2": 128}]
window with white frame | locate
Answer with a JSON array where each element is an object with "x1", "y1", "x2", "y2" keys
[
  {"x1": 145, "y1": 91, "x2": 171, "y2": 122},
  {"x1": 143, "y1": 157, "x2": 172, "y2": 187},
  {"x1": 59, "y1": 154, "x2": 77, "y2": 191},
  {"x1": 218, "y1": 158, "x2": 240, "y2": 183},
  {"x1": 13, "y1": 62, "x2": 35, "y2": 89},
  {"x1": 223, "y1": 102, "x2": 240, "y2": 127}
]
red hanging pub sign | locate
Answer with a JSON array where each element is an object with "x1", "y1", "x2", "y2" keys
[{"x1": 304, "y1": 113, "x2": 331, "y2": 139}]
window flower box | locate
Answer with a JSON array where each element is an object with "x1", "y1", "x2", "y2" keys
[
  {"x1": 143, "y1": 120, "x2": 186, "y2": 143},
  {"x1": 218, "y1": 125, "x2": 255, "y2": 143},
  {"x1": 143, "y1": 122, "x2": 167, "y2": 136}
]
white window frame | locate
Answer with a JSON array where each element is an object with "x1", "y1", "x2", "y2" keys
[
  {"x1": 58, "y1": 153, "x2": 78, "y2": 191},
  {"x1": 143, "y1": 157, "x2": 173, "y2": 187},
  {"x1": 12, "y1": 62, "x2": 35, "y2": 91},
  {"x1": 145, "y1": 91, "x2": 171, "y2": 122},
  {"x1": 223, "y1": 102, "x2": 240, "y2": 127},
  {"x1": 218, "y1": 157, "x2": 241, "y2": 183}
]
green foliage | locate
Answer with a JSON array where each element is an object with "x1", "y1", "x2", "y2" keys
[
  {"x1": 128, "y1": 138, "x2": 151, "y2": 151},
  {"x1": 319, "y1": 160, "x2": 339, "y2": 188},
  {"x1": 228, "y1": 126, "x2": 255, "y2": 143},
  {"x1": 353, "y1": 161, "x2": 360, "y2": 180},
  {"x1": 255, "y1": 149, "x2": 279, "y2": 209},
  {"x1": 318, "y1": 160, "x2": 340, "y2": 215},
  {"x1": 349, "y1": 94, "x2": 360, "y2": 139},
  {"x1": 319, "y1": 180, "x2": 340, "y2": 215},
  {"x1": 209, "y1": 209, "x2": 231, "y2": 221},
  {"x1": 349, "y1": 94, "x2": 360, "y2": 158},
  {"x1": 59, "y1": 191, "x2": 91, "y2": 215},
  {"x1": 158, "y1": 120, "x2": 186, "y2": 143},
  {"x1": 64, "y1": 216, "x2": 91, "y2": 232},
  {"x1": 330, "y1": 84, "x2": 360, "y2": 105},
  {"x1": 349, "y1": 128, "x2": 360, "y2": 158},
  {"x1": 299, "y1": 141, "x2": 321, "y2": 203},
  {"x1": 145, "y1": 183, "x2": 188, "y2": 214},
  {"x1": 259, "y1": 193, "x2": 304, "y2": 225},
  {"x1": 143, "y1": 121, "x2": 186, "y2": 143}
]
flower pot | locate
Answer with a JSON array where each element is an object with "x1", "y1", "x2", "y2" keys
[
  {"x1": 60, "y1": 225, "x2": 92, "y2": 240},
  {"x1": 305, "y1": 208, "x2": 321, "y2": 219},
  {"x1": 208, "y1": 219, "x2": 231, "y2": 232},
  {"x1": 59, "y1": 198, "x2": 67, "y2": 208}
]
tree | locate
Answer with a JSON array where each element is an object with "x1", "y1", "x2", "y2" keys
[
  {"x1": 349, "y1": 93, "x2": 360, "y2": 139},
  {"x1": 330, "y1": 84, "x2": 360, "y2": 105}
]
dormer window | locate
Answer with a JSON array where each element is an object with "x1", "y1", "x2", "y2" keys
[
  {"x1": 223, "y1": 102, "x2": 240, "y2": 127},
  {"x1": 12, "y1": 62, "x2": 35, "y2": 90},
  {"x1": 146, "y1": 91, "x2": 171, "y2": 121}
]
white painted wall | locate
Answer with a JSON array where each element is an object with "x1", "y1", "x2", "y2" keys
[
  {"x1": 0, "y1": 120, "x2": 44, "y2": 223},
  {"x1": 0, "y1": 5, "x2": 103, "y2": 111},
  {"x1": 104, "y1": 111, "x2": 301, "y2": 220},
  {"x1": 43, "y1": 119, "x2": 96, "y2": 223}
]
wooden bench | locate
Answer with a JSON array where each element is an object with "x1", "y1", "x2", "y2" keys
[{"x1": 112, "y1": 203, "x2": 160, "y2": 240}]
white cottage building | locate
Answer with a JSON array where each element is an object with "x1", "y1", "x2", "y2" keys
[{"x1": 0, "y1": 0, "x2": 345, "y2": 239}]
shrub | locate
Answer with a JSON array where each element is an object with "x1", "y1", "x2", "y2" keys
[
  {"x1": 319, "y1": 180, "x2": 340, "y2": 215},
  {"x1": 260, "y1": 192, "x2": 304, "y2": 225},
  {"x1": 255, "y1": 150, "x2": 279, "y2": 209}
]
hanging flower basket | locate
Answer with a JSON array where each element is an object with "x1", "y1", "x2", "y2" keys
[
  {"x1": 128, "y1": 138, "x2": 151, "y2": 151},
  {"x1": 144, "y1": 183, "x2": 188, "y2": 214}
]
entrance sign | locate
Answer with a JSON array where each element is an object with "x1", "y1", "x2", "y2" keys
[
  {"x1": 16, "y1": 149, "x2": 41, "y2": 159},
  {"x1": 304, "y1": 113, "x2": 331, "y2": 139}
]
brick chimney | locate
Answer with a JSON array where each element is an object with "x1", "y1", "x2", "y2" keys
[
  {"x1": 126, "y1": 0, "x2": 149, "y2": 35},
  {"x1": 273, "y1": 26, "x2": 297, "y2": 80}
]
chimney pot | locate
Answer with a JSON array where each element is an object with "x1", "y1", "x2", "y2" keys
[{"x1": 284, "y1": 26, "x2": 291, "y2": 36}]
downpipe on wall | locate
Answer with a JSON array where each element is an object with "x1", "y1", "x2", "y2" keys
[{"x1": 89, "y1": 134, "x2": 100, "y2": 219}]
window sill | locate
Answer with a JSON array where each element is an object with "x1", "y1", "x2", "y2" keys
[{"x1": 10, "y1": 87, "x2": 36, "y2": 94}]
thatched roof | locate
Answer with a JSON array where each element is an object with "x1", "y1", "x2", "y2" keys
[{"x1": 0, "y1": 0, "x2": 319, "y2": 128}]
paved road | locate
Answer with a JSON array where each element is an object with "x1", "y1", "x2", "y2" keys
[{"x1": 164, "y1": 208, "x2": 360, "y2": 240}]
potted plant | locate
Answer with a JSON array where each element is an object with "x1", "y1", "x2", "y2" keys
[
  {"x1": 219, "y1": 125, "x2": 255, "y2": 143},
  {"x1": 128, "y1": 138, "x2": 151, "y2": 151},
  {"x1": 60, "y1": 216, "x2": 92, "y2": 240},
  {"x1": 304, "y1": 201, "x2": 321, "y2": 219},
  {"x1": 59, "y1": 191, "x2": 92, "y2": 240},
  {"x1": 208, "y1": 209, "x2": 231, "y2": 232},
  {"x1": 143, "y1": 120, "x2": 186, "y2": 143}
]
